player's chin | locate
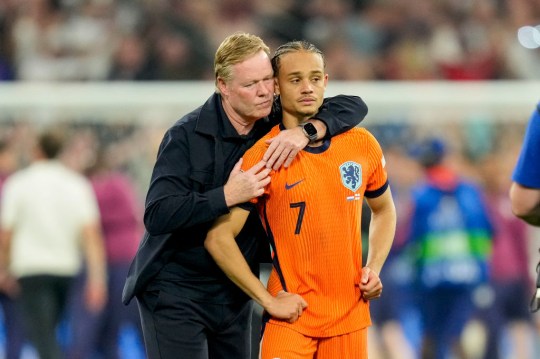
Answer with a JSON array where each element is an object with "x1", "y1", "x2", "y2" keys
[{"x1": 297, "y1": 107, "x2": 318, "y2": 118}]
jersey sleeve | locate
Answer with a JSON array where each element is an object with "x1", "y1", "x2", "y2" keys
[
  {"x1": 512, "y1": 104, "x2": 540, "y2": 188},
  {"x1": 364, "y1": 131, "x2": 389, "y2": 198}
]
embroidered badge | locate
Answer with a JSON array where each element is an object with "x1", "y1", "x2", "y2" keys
[{"x1": 340, "y1": 161, "x2": 362, "y2": 192}]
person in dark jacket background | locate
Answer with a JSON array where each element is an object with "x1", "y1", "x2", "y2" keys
[{"x1": 122, "y1": 32, "x2": 368, "y2": 359}]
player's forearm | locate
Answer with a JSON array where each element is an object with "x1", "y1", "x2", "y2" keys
[
  {"x1": 204, "y1": 233, "x2": 274, "y2": 308},
  {"x1": 365, "y1": 205, "x2": 396, "y2": 274},
  {"x1": 509, "y1": 183, "x2": 540, "y2": 227}
]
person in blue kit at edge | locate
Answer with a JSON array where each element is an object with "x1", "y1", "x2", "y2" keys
[
  {"x1": 510, "y1": 102, "x2": 540, "y2": 227},
  {"x1": 407, "y1": 137, "x2": 493, "y2": 359},
  {"x1": 509, "y1": 102, "x2": 540, "y2": 312},
  {"x1": 122, "y1": 32, "x2": 369, "y2": 359}
]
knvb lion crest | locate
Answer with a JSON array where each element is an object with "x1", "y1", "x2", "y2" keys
[{"x1": 340, "y1": 161, "x2": 362, "y2": 192}]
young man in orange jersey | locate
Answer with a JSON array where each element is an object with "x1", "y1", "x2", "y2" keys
[
  {"x1": 205, "y1": 40, "x2": 396, "y2": 359},
  {"x1": 124, "y1": 33, "x2": 368, "y2": 359}
]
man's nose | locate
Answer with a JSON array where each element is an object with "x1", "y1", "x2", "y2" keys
[
  {"x1": 256, "y1": 81, "x2": 272, "y2": 95},
  {"x1": 300, "y1": 79, "x2": 313, "y2": 93}
]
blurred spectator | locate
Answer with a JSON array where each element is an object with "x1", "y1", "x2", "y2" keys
[
  {"x1": 1, "y1": 0, "x2": 538, "y2": 81},
  {"x1": 0, "y1": 129, "x2": 107, "y2": 359},
  {"x1": 66, "y1": 144, "x2": 144, "y2": 359},
  {"x1": 12, "y1": 0, "x2": 114, "y2": 81},
  {"x1": 149, "y1": 27, "x2": 207, "y2": 80},
  {"x1": 302, "y1": 0, "x2": 354, "y2": 46},
  {"x1": 504, "y1": 0, "x2": 540, "y2": 80},
  {"x1": 0, "y1": 0, "x2": 16, "y2": 80},
  {"x1": 324, "y1": 39, "x2": 376, "y2": 80},
  {"x1": 0, "y1": 137, "x2": 26, "y2": 359},
  {"x1": 406, "y1": 137, "x2": 493, "y2": 359},
  {"x1": 108, "y1": 32, "x2": 154, "y2": 81},
  {"x1": 503, "y1": 37, "x2": 540, "y2": 80},
  {"x1": 429, "y1": 1, "x2": 505, "y2": 80},
  {"x1": 144, "y1": 1, "x2": 214, "y2": 80},
  {"x1": 256, "y1": 0, "x2": 305, "y2": 45},
  {"x1": 375, "y1": 0, "x2": 438, "y2": 80},
  {"x1": 204, "y1": 0, "x2": 259, "y2": 48},
  {"x1": 477, "y1": 150, "x2": 536, "y2": 359}
]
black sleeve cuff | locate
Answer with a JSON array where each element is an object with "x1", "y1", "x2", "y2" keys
[{"x1": 365, "y1": 180, "x2": 389, "y2": 198}]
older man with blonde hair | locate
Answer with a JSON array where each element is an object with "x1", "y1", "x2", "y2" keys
[{"x1": 123, "y1": 32, "x2": 368, "y2": 359}]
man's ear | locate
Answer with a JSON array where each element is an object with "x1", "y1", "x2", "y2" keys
[
  {"x1": 217, "y1": 77, "x2": 228, "y2": 96},
  {"x1": 274, "y1": 78, "x2": 280, "y2": 95}
]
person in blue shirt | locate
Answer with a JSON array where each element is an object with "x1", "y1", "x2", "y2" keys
[
  {"x1": 510, "y1": 103, "x2": 540, "y2": 227},
  {"x1": 510, "y1": 103, "x2": 540, "y2": 313},
  {"x1": 407, "y1": 137, "x2": 493, "y2": 359}
]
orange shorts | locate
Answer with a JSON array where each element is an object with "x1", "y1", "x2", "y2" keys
[{"x1": 260, "y1": 322, "x2": 368, "y2": 359}]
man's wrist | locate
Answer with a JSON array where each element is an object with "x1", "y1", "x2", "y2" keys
[
  {"x1": 306, "y1": 119, "x2": 328, "y2": 140},
  {"x1": 299, "y1": 122, "x2": 318, "y2": 142}
]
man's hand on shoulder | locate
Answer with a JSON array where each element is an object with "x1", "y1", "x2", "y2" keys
[{"x1": 263, "y1": 126, "x2": 309, "y2": 170}]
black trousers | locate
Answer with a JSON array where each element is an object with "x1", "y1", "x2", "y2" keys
[
  {"x1": 137, "y1": 290, "x2": 253, "y2": 359},
  {"x1": 18, "y1": 274, "x2": 73, "y2": 359}
]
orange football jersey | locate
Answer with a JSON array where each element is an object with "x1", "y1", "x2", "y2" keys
[{"x1": 242, "y1": 125, "x2": 388, "y2": 337}]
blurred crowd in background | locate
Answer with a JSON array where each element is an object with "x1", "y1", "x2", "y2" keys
[
  {"x1": 1, "y1": 0, "x2": 540, "y2": 359},
  {"x1": 1, "y1": 119, "x2": 539, "y2": 359},
  {"x1": 0, "y1": 0, "x2": 539, "y2": 82}
]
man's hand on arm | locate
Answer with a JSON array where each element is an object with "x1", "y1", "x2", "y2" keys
[
  {"x1": 224, "y1": 159, "x2": 271, "y2": 207},
  {"x1": 205, "y1": 207, "x2": 307, "y2": 323}
]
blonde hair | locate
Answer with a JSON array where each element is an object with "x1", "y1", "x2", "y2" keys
[{"x1": 214, "y1": 32, "x2": 270, "y2": 92}]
